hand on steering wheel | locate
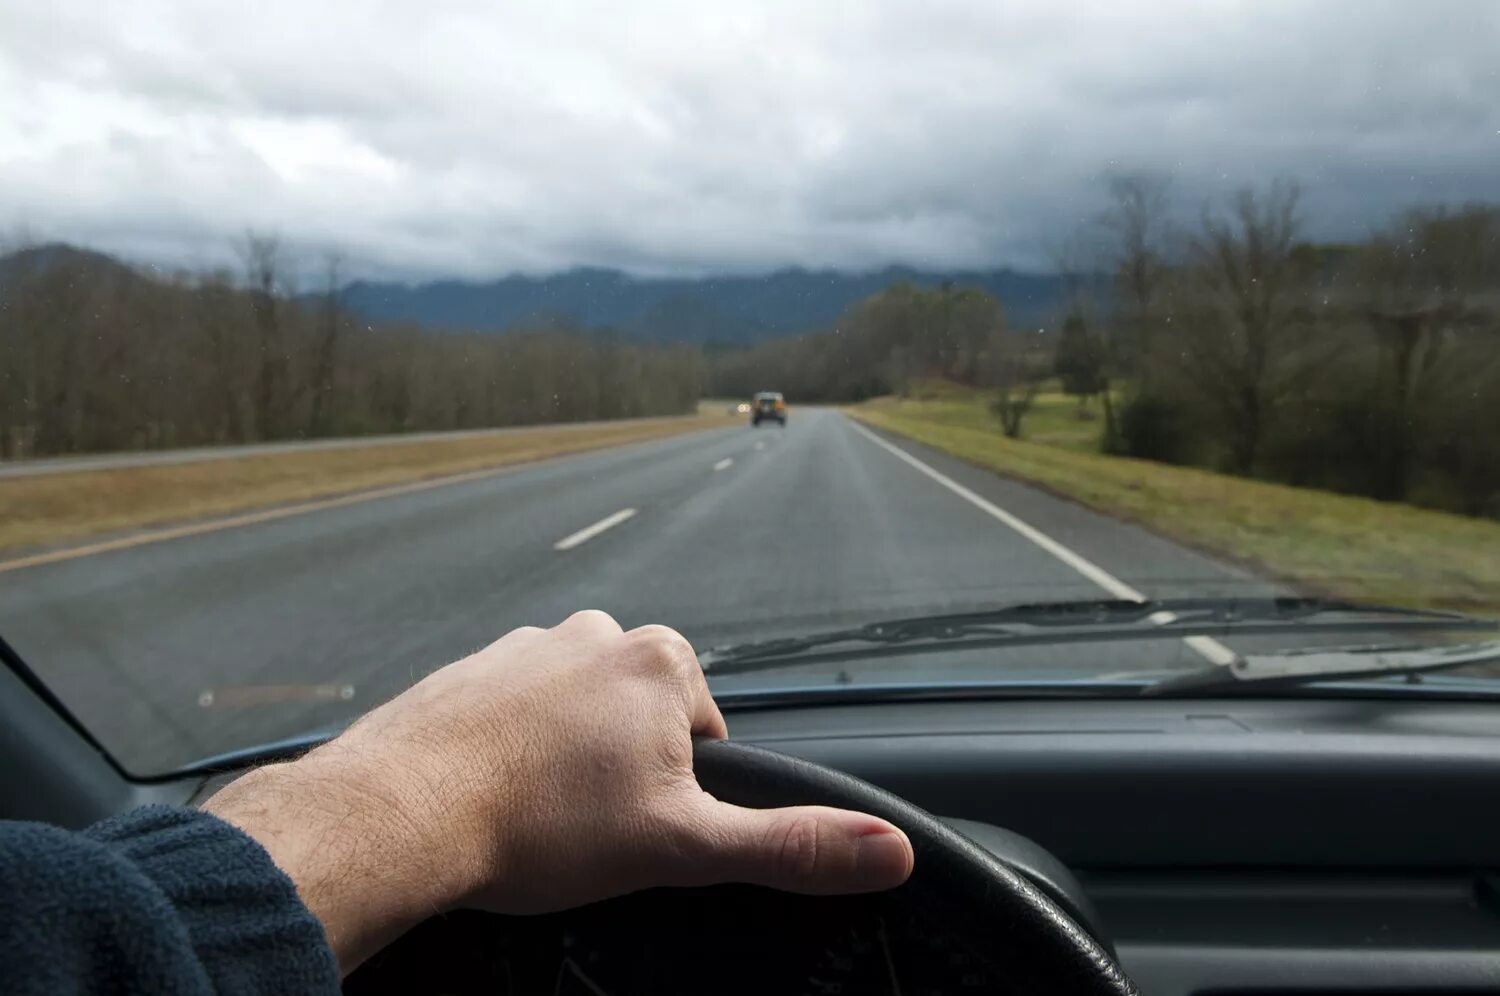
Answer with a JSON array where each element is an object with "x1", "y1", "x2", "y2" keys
[
  {"x1": 207, "y1": 611, "x2": 913, "y2": 971},
  {"x1": 209, "y1": 610, "x2": 1137, "y2": 992}
]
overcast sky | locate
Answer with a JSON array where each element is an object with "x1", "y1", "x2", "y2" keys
[{"x1": 2, "y1": 0, "x2": 1498, "y2": 280}]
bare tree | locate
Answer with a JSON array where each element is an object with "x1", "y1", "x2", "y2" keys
[
  {"x1": 0, "y1": 238, "x2": 708, "y2": 458},
  {"x1": 1358, "y1": 204, "x2": 1500, "y2": 498},
  {"x1": 935, "y1": 284, "x2": 1005, "y2": 385},
  {"x1": 239, "y1": 232, "x2": 289, "y2": 440},
  {"x1": 0, "y1": 231, "x2": 40, "y2": 457},
  {"x1": 307, "y1": 252, "x2": 345, "y2": 436},
  {"x1": 1178, "y1": 180, "x2": 1318, "y2": 475},
  {"x1": 1099, "y1": 174, "x2": 1174, "y2": 373},
  {"x1": 1048, "y1": 230, "x2": 1117, "y2": 442},
  {"x1": 1053, "y1": 312, "x2": 1106, "y2": 410},
  {"x1": 986, "y1": 328, "x2": 1046, "y2": 439},
  {"x1": 1048, "y1": 226, "x2": 1108, "y2": 318},
  {"x1": 195, "y1": 272, "x2": 251, "y2": 442},
  {"x1": 990, "y1": 379, "x2": 1041, "y2": 438}
]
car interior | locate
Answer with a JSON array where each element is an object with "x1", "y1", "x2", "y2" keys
[
  {"x1": 8, "y1": 632, "x2": 1500, "y2": 996},
  {"x1": 5, "y1": 1, "x2": 1497, "y2": 992}
]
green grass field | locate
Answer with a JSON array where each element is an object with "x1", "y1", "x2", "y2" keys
[
  {"x1": 851, "y1": 385, "x2": 1500, "y2": 616},
  {"x1": 902, "y1": 378, "x2": 1107, "y2": 453}
]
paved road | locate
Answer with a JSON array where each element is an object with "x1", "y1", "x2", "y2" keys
[{"x1": 0, "y1": 409, "x2": 1282, "y2": 774}]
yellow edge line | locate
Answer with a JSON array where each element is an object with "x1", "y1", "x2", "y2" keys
[{"x1": 0, "y1": 426, "x2": 713, "y2": 575}]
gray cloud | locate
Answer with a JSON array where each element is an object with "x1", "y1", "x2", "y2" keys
[{"x1": 2, "y1": 0, "x2": 1497, "y2": 279}]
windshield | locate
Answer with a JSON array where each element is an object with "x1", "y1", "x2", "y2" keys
[{"x1": 1, "y1": 2, "x2": 1497, "y2": 775}]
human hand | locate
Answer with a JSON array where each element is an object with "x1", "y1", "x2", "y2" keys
[{"x1": 205, "y1": 611, "x2": 914, "y2": 971}]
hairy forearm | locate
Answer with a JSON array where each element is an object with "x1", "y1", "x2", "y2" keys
[{"x1": 204, "y1": 748, "x2": 474, "y2": 973}]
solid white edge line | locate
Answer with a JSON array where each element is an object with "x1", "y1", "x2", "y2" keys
[
  {"x1": 553, "y1": 508, "x2": 637, "y2": 551},
  {"x1": 845, "y1": 418, "x2": 1237, "y2": 667},
  {"x1": 713, "y1": 458, "x2": 734, "y2": 471}
]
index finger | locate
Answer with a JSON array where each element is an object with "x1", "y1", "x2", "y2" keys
[{"x1": 689, "y1": 668, "x2": 729, "y2": 740}]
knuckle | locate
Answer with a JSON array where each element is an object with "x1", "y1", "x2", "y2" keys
[
  {"x1": 768, "y1": 815, "x2": 822, "y2": 886},
  {"x1": 628, "y1": 625, "x2": 698, "y2": 676},
  {"x1": 563, "y1": 609, "x2": 618, "y2": 631}
]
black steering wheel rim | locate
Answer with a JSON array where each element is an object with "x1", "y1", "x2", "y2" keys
[{"x1": 693, "y1": 737, "x2": 1139, "y2": 996}]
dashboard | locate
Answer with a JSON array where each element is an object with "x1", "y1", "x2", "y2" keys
[
  {"x1": 347, "y1": 886, "x2": 1001, "y2": 995},
  {"x1": 338, "y1": 694, "x2": 1500, "y2": 995},
  {"x1": 13, "y1": 647, "x2": 1500, "y2": 996}
]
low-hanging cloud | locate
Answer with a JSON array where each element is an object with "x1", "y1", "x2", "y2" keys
[{"x1": 1, "y1": 0, "x2": 1497, "y2": 280}]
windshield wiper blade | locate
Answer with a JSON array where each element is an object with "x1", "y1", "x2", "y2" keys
[
  {"x1": 1143, "y1": 639, "x2": 1500, "y2": 697},
  {"x1": 697, "y1": 597, "x2": 1495, "y2": 676}
]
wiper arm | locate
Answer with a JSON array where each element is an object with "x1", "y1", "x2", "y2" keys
[
  {"x1": 697, "y1": 597, "x2": 1495, "y2": 676},
  {"x1": 1143, "y1": 639, "x2": 1500, "y2": 697}
]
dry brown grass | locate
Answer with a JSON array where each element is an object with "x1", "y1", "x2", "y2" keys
[{"x1": 0, "y1": 416, "x2": 722, "y2": 556}]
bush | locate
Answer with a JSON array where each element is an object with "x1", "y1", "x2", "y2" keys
[{"x1": 1114, "y1": 393, "x2": 1195, "y2": 464}]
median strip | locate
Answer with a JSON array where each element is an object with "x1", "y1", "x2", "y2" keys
[
  {"x1": 0, "y1": 415, "x2": 723, "y2": 565},
  {"x1": 553, "y1": 508, "x2": 638, "y2": 550},
  {"x1": 0, "y1": 465, "x2": 543, "y2": 574}
]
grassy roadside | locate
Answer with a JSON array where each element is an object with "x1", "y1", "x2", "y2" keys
[
  {"x1": 0, "y1": 414, "x2": 727, "y2": 556},
  {"x1": 900, "y1": 378, "x2": 1108, "y2": 453},
  {"x1": 850, "y1": 394, "x2": 1500, "y2": 615}
]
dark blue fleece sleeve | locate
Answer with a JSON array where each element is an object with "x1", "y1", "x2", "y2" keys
[{"x1": 0, "y1": 805, "x2": 339, "y2": 995}]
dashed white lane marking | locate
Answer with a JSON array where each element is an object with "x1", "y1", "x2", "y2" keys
[
  {"x1": 753, "y1": 442, "x2": 766, "y2": 451},
  {"x1": 713, "y1": 458, "x2": 734, "y2": 471},
  {"x1": 847, "y1": 419, "x2": 1237, "y2": 667},
  {"x1": 553, "y1": 508, "x2": 637, "y2": 550}
]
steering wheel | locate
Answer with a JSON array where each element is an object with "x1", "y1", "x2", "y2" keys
[{"x1": 693, "y1": 738, "x2": 1139, "y2": 996}]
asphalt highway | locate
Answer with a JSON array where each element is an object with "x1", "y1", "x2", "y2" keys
[{"x1": 0, "y1": 409, "x2": 1282, "y2": 774}]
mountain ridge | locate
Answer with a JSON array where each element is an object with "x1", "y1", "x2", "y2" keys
[
  {"x1": 340, "y1": 265, "x2": 1071, "y2": 344},
  {"x1": 0, "y1": 245, "x2": 1074, "y2": 345}
]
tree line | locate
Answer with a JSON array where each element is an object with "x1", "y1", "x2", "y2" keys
[
  {"x1": 708, "y1": 183, "x2": 1500, "y2": 519},
  {"x1": 708, "y1": 281, "x2": 1028, "y2": 403},
  {"x1": 0, "y1": 237, "x2": 702, "y2": 459}
]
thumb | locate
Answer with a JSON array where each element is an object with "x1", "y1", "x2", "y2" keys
[{"x1": 694, "y1": 800, "x2": 914, "y2": 895}]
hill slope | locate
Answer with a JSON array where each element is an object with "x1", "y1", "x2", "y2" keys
[{"x1": 0, "y1": 243, "x2": 144, "y2": 290}]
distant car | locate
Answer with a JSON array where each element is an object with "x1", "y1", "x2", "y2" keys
[
  {"x1": 734, "y1": 402, "x2": 751, "y2": 415},
  {"x1": 751, "y1": 392, "x2": 787, "y2": 427}
]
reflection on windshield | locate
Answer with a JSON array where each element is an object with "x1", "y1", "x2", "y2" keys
[{"x1": 0, "y1": 2, "x2": 1497, "y2": 773}]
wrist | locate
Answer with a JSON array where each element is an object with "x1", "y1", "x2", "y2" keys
[{"x1": 205, "y1": 750, "x2": 476, "y2": 972}]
